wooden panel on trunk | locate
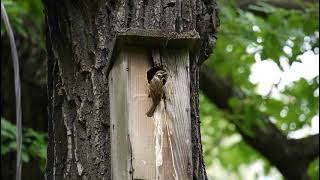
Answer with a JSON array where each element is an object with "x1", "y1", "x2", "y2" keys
[
  {"x1": 109, "y1": 30, "x2": 197, "y2": 180},
  {"x1": 127, "y1": 47, "x2": 155, "y2": 179},
  {"x1": 109, "y1": 51, "x2": 129, "y2": 180},
  {"x1": 161, "y1": 48, "x2": 192, "y2": 179}
]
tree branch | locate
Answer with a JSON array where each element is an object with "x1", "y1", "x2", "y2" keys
[
  {"x1": 237, "y1": 0, "x2": 318, "y2": 10},
  {"x1": 200, "y1": 64, "x2": 319, "y2": 179},
  {"x1": 200, "y1": 65, "x2": 232, "y2": 109},
  {"x1": 290, "y1": 134, "x2": 319, "y2": 163}
]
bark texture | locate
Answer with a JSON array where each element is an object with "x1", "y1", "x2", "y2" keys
[{"x1": 43, "y1": 0, "x2": 219, "y2": 179}]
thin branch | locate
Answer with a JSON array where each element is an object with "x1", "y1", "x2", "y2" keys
[{"x1": 237, "y1": 0, "x2": 318, "y2": 10}]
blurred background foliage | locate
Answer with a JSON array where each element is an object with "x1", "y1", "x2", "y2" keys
[
  {"x1": 1, "y1": 0, "x2": 319, "y2": 179},
  {"x1": 1, "y1": 117, "x2": 46, "y2": 170},
  {"x1": 1, "y1": 0, "x2": 46, "y2": 178},
  {"x1": 1, "y1": 0, "x2": 44, "y2": 48},
  {"x1": 201, "y1": 0, "x2": 319, "y2": 179}
]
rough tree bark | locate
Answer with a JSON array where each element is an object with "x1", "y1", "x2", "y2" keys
[{"x1": 43, "y1": 0, "x2": 218, "y2": 179}]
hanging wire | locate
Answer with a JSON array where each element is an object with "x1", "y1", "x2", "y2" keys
[{"x1": 1, "y1": 3, "x2": 23, "y2": 180}]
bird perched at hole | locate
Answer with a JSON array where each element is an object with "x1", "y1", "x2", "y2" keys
[{"x1": 146, "y1": 70, "x2": 168, "y2": 117}]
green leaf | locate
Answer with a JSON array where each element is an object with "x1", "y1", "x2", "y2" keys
[
  {"x1": 308, "y1": 158, "x2": 319, "y2": 180},
  {"x1": 21, "y1": 150, "x2": 30, "y2": 163}
]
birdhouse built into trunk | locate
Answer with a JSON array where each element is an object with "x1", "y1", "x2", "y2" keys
[{"x1": 108, "y1": 29, "x2": 200, "y2": 180}]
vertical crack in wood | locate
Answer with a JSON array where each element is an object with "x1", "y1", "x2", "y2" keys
[
  {"x1": 164, "y1": 104, "x2": 178, "y2": 180},
  {"x1": 128, "y1": 134, "x2": 134, "y2": 180},
  {"x1": 151, "y1": 48, "x2": 162, "y2": 67}
]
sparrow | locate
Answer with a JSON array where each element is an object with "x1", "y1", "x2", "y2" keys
[{"x1": 146, "y1": 70, "x2": 168, "y2": 117}]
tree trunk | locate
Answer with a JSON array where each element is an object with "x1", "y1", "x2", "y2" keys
[{"x1": 43, "y1": 0, "x2": 218, "y2": 179}]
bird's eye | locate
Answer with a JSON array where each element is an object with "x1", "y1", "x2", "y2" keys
[{"x1": 162, "y1": 78, "x2": 167, "y2": 85}]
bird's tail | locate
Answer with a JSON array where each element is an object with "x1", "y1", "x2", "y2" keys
[{"x1": 146, "y1": 105, "x2": 157, "y2": 117}]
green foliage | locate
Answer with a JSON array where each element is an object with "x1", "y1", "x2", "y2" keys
[
  {"x1": 1, "y1": 0, "x2": 44, "y2": 48},
  {"x1": 202, "y1": 1, "x2": 319, "y2": 178},
  {"x1": 200, "y1": 93, "x2": 236, "y2": 166},
  {"x1": 1, "y1": 117, "x2": 47, "y2": 171},
  {"x1": 308, "y1": 158, "x2": 319, "y2": 180},
  {"x1": 200, "y1": 94, "x2": 273, "y2": 177},
  {"x1": 275, "y1": 78, "x2": 319, "y2": 132},
  {"x1": 1, "y1": 117, "x2": 17, "y2": 154}
]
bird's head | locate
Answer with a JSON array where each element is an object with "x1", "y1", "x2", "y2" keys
[{"x1": 155, "y1": 70, "x2": 168, "y2": 85}]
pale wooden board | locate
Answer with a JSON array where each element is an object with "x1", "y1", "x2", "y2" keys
[
  {"x1": 155, "y1": 102, "x2": 175, "y2": 180},
  {"x1": 161, "y1": 48, "x2": 193, "y2": 180},
  {"x1": 110, "y1": 47, "x2": 192, "y2": 180},
  {"x1": 127, "y1": 47, "x2": 156, "y2": 179},
  {"x1": 109, "y1": 51, "x2": 129, "y2": 180}
]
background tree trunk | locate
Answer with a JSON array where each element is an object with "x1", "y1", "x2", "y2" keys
[{"x1": 43, "y1": 0, "x2": 219, "y2": 179}]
